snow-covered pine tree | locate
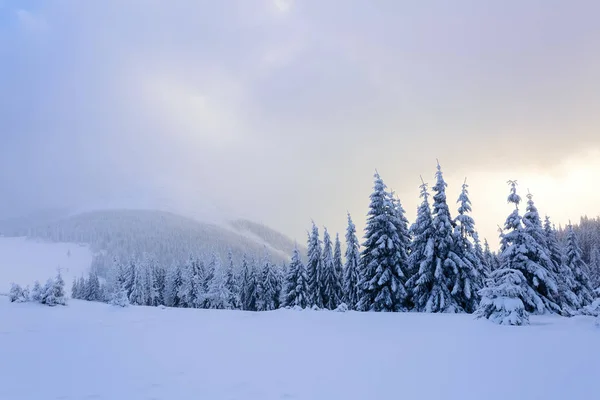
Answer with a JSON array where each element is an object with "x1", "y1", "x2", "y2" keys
[
  {"x1": 53, "y1": 270, "x2": 67, "y2": 306},
  {"x1": 306, "y1": 222, "x2": 323, "y2": 308},
  {"x1": 495, "y1": 181, "x2": 557, "y2": 314},
  {"x1": 519, "y1": 192, "x2": 561, "y2": 313},
  {"x1": 473, "y1": 233, "x2": 489, "y2": 277},
  {"x1": 164, "y1": 263, "x2": 183, "y2": 307},
  {"x1": 71, "y1": 278, "x2": 79, "y2": 299},
  {"x1": 283, "y1": 245, "x2": 309, "y2": 308},
  {"x1": 333, "y1": 233, "x2": 345, "y2": 305},
  {"x1": 143, "y1": 258, "x2": 160, "y2": 306},
  {"x1": 321, "y1": 228, "x2": 341, "y2": 310},
  {"x1": 9, "y1": 283, "x2": 27, "y2": 303},
  {"x1": 153, "y1": 263, "x2": 167, "y2": 306},
  {"x1": 85, "y1": 271, "x2": 101, "y2": 302},
  {"x1": 225, "y1": 250, "x2": 241, "y2": 309},
  {"x1": 239, "y1": 254, "x2": 256, "y2": 311},
  {"x1": 544, "y1": 216, "x2": 578, "y2": 315},
  {"x1": 202, "y1": 253, "x2": 220, "y2": 308},
  {"x1": 343, "y1": 213, "x2": 361, "y2": 309},
  {"x1": 41, "y1": 278, "x2": 56, "y2": 306},
  {"x1": 190, "y1": 257, "x2": 206, "y2": 309},
  {"x1": 409, "y1": 164, "x2": 459, "y2": 313},
  {"x1": 129, "y1": 262, "x2": 147, "y2": 306},
  {"x1": 31, "y1": 280, "x2": 42, "y2": 302},
  {"x1": 565, "y1": 223, "x2": 595, "y2": 309},
  {"x1": 476, "y1": 268, "x2": 531, "y2": 326},
  {"x1": 483, "y1": 239, "x2": 496, "y2": 274},
  {"x1": 258, "y1": 250, "x2": 279, "y2": 311},
  {"x1": 407, "y1": 178, "x2": 435, "y2": 310},
  {"x1": 451, "y1": 179, "x2": 484, "y2": 313},
  {"x1": 110, "y1": 263, "x2": 130, "y2": 307},
  {"x1": 357, "y1": 171, "x2": 410, "y2": 312},
  {"x1": 204, "y1": 256, "x2": 232, "y2": 310}
]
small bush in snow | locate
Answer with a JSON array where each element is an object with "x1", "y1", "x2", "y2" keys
[
  {"x1": 9, "y1": 283, "x2": 29, "y2": 303},
  {"x1": 335, "y1": 303, "x2": 348, "y2": 312}
]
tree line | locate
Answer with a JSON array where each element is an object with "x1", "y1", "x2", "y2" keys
[{"x1": 63, "y1": 162, "x2": 599, "y2": 325}]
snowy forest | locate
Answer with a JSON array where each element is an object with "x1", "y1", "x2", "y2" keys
[{"x1": 12, "y1": 163, "x2": 600, "y2": 326}]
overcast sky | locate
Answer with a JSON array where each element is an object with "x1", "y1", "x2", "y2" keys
[{"x1": 1, "y1": 0, "x2": 599, "y2": 247}]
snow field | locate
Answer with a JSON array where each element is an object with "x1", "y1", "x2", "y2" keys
[
  {"x1": 1, "y1": 299, "x2": 599, "y2": 400},
  {"x1": 0, "y1": 237, "x2": 92, "y2": 294}
]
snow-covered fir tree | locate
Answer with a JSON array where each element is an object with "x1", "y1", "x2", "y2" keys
[
  {"x1": 343, "y1": 213, "x2": 361, "y2": 309},
  {"x1": 190, "y1": 257, "x2": 206, "y2": 308},
  {"x1": 85, "y1": 271, "x2": 102, "y2": 302},
  {"x1": 451, "y1": 179, "x2": 484, "y2": 313},
  {"x1": 143, "y1": 257, "x2": 160, "y2": 306},
  {"x1": 129, "y1": 262, "x2": 147, "y2": 306},
  {"x1": 225, "y1": 250, "x2": 241, "y2": 309},
  {"x1": 333, "y1": 233, "x2": 345, "y2": 305},
  {"x1": 9, "y1": 283, "x2": 28, "y2": 303},
  {"x1": 357, "y1": 172, "x2": 410, "y2": 312},
  {"x1": 306, "y1": 222, "x2": 323, "y2": 308},
  {"x1": 521, "y1": 193, "x2": 561, "y2": 313},
  {"x1": 565, "y1": 223, "x2": 595, "y2": 309},
  {"x1": 283, "y1": 245, "x2": 309, "y2": 308},
  {"x1": 495, "y1": 181, "x2": 557, "y2": 315},
  {"x1": 239, "y1": 255, "x2": 256, "y2": 311},
  {"x1": 482, "y1": 239, "x2": 497, "y2": 274},
  {"x1": 164, "y1": 263, "x2": 183, "y2": 307},
  {"x1": 409, "y1": 165, "x2": 458, "y2": 313},
  {"x1": 204, "y1": 255, "x2": 232, "y2": 310},
  {"x1": 407, "y1": 179, "x2": 435, "y2": 310},
  {"x1": 476, "y1": 268, "x2": 531, "y2": 326},
  {"x1": 321, "y1": 228, "x2": 342, "y2": 310},
  {"x1": 544, "y1": 216, "x2": 578, "y2": 315},
  {"x1": 31, "y1": 280, "x2": 42, "y2": 302},
  {"x1": 256, "y1": 251, "x2": 279, "y2": 311}
]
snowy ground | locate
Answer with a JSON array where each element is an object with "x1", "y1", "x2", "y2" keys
[
  {"x1": 0, "y1": 237, "x2": 92, "y2": 294},
  {"x1": 1, "y1": 299, "x2": 598, "y2": 400}
]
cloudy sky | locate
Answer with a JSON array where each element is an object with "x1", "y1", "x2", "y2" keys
[{"x1": 1, "y1": 0, "x2": 599, "y2": 247}]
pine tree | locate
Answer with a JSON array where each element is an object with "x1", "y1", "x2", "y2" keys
[
  {"x1": 53, "y1": 270, "x2": 67, "y2": 305},
  {"x1": 357, "y1": 172, "x2": 410, "y2": 312},
  {"x1": 476, "y1": 268, "x2": 531, "y2": 326},
  {"x1": 129, "y1": 262, "x2": 146, "y2": 306},
  {"x1": 165, "y1": 264, "x2": 183, "y2": 307},
  {"x1": 518, "y1": 192, "x2": 561, "y2": 313},
  {"x1": 306, "y1": 222, "x2": 323, "y2": 308},
  {"x1": 71, "y1": 278, "x2": 79, "y2": 299},
  {"x1": 190, "y1": 257, "x2": 206, "y2": 308},
  {"x1": 143, "y1": 258, "x2": 160, "y2": 306},
  {"x1": 9, "y1": 283, "x2": 27, "y2": 303},
  {"x1": 544, "y1": 217, "x2": 578, "y2": 315},
  {"x1": 407, "y1": 179, "x2": 435, "y2": 310},
  {"x1": 31, "y1": 280, "x2": 43, "y2": 302},
  {"x1": 451, "y1": 179, "x2": 483, "y2": 313},
  {"x1": 496, "y1": 181, "x2": 557, "y2": 314},
  {"x1": 333, "y1": 233, "x2": 345, "y2": 305},
  {"x1": 111, "y1": 263, "x2": 130, "y2": 307},
  {"x1": 239, "y1": 254, "x2": 255, "y2": 311},
  {"x1": 204, "y1": 257, "x2": 232, "y2": 310},
  {"x1": 257, "y1": 251, "x2": 278, "y2": 311},
  {"x1": 283, "y1": 245, "x2": 309, "y2": 308},
  {"x1": 41, "y1": 278, "x2": 57, "y2": 306},
  {"x1": 483, "y1": 239, "x2": 496, "y2": 274},
  {"x1": 321, "y1": 228, "x2": 341, "y2": 309},
  {"x1": 85, "y1": 271, "x2": 101, "y2": 302},
  {"x1": 225, "y1": 250, "x2": 241, "y2": 309},
  {"x1": 409, "y1": 165, "x2": 458, "y2": 313},
  {"x1": 343, "y1": 213, "x2": 361, "y2": 309},
  {"x1": 565, "y1": 224, "x2": 595, "y2": 309}
]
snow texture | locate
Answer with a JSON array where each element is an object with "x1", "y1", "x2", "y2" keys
[{"x1": 1, "y1": 298, "x2": 598, "y2": 400}]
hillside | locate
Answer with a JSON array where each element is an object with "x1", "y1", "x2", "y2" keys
[
  {"x1": 0, "y1": 210, "x2": 301, "y2": 275},
  {"x1": 2, "y1": 298, "x2": 598, "y2": 400}
]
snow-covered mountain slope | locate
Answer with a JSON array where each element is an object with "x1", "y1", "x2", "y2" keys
[
  {"x1": 0, "y1": 210, "x2": 302, "y2": 274},
  {"x1": 1, "y1": 299, "x2": 598, "y2": 400},
  {"x1": 0, "y1": 237, "x2": 92, "y2": 294}
]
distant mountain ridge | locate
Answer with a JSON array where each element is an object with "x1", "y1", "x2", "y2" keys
[{"x1": 0, "y1": 209, "x2": 302, "y2": 275}]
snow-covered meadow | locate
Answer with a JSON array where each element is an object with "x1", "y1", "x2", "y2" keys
[
  {"x1": 1, "y1": 298, "x2": 598, "y2": 400},
  {"x1": 0, "y1": 237, "x2": 92, "y2": 294}
]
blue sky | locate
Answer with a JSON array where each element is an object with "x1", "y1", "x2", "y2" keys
[{"x1": 1, "y1": 0, "x2": 599, "y2": 245}]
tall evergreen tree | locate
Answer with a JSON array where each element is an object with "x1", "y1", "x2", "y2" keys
[
  {"x1": 306, "y1": 222, "x2": 323, "y2": 308},
  {"x1": 239, "y1": 254, "x2": 256, "y2": 311},
  {"x1": 333, "y1": 233, "x2": 345, "y2": 305},
  {"x1": 258, "y1": 251, "x2": 279, "y2": 311},
  {"x1": 407, "y1": 179, "x2": 435, "y2": 309},
  {"x1": 543, "y1": 217, "x2": 578, "y2": 315},
  {"x1": 283, "y1": 245, "x2": 309, "y2": 308},
  {"x1": 321, "y1": 228, "x2": 341, "y2": 309},
  {"x1": 451, "y1": 179, "x2": 484, "y2": 313},
  {"x1": 165, "y1": 263, "x2": 183, "y2": 307},
  {"x1": 409, "y1": 165, "x2": 458, "y2": 313},
  {"x1": 225, "y1": 250, "x2": 241, "y2": 309},
  {"x1": 129, "y1": 262, "x2": 147, "y2": 306},
  {"x1": 496, "y1": 181, "x2": 558, "y2": 314},
  {"x1": 565, "y1": 224, "x2": 595, "y2": 309},
  {"x1": 204, "y1": 257, "x2": 232, "y2": 310},
  {"x1": 343, "y1": 213, "x2": 361, "y2": 309},
  {"x1": 357, "y1": 172, "x2": 410, "y2": 312}
]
